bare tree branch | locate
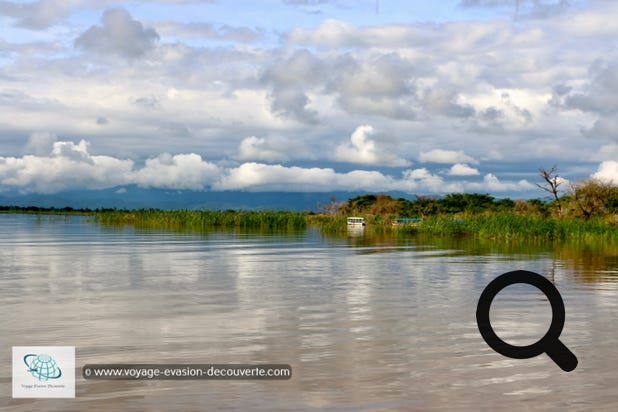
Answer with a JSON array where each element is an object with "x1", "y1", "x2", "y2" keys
[{"x1": 536, "y1": 164, "x2": 562, "y2": 214}]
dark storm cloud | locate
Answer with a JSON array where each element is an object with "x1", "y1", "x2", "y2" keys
[{"x1": 75, "y1": 8, "x2": 159, "y2": 58}]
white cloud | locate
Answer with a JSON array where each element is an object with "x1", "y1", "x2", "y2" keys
[
  {"x1": 558, "y1": 58, "x2": 618, "y2": 141},
  {"x1": 25, "y1": 131, "x2": 57, "y2": 156},
  {"x1": 593, "y1": 144, "x2": 618, "y2": 161},
  {"x1": 155, "y1": 21, "x2": 263, "y2": 43},
  {"x1": 0, "y1": 0, "x2": 85, "y2": 29},
  {"x1": 0, "y1": 140, "x2": 133, "y2": 193},
  {"x1": 0, "y1": 140, "x2": 218, "y2": 193},
  {"x1": 0, "y1": 139, "x2": 540, "y2": 195},
  {"x1": 459, "y1": 0, "x2": 571, "y2": 19},
  {"x1": 334, "y1": 125, "x2": 409, "y2": 166},
  {"x1": 465, "y1": 173, "x2": 534, "y2": 192},
  {"x1": 132, "y1": 153, "x2": 220, "y2": 190},
  {"x1": 562, "y1": 3, "x2": 618, "y2": 37},
  {"x1": 261, "y1": 49, "x2": 419, "y2": 121},
  {"x1": 0, "y1": 10, "x2": 599, "y2": 165},
  {"x1": 215, "y1": 163, "x2": 510, "y2": 194},
  {"x1": 591, "y1": 161, "x2": 618, "y2": 184},
  {"x1": 214, "y1": 162, "x2": 396, "y2": 192},
  {"x1": 422, "y1": 89, "x2": 475, "y2": 118},
  {"x1": 237, "y1": 136, "x2": 288, "y2": 162},
  {"x1": 286, "y1": 19, "x2": 436, "y2": 49},
  {"x1": 52, "y1": 140, "x2": 92, "y2": 163},
  {"x1": 402, "y1": 168, "x2": 450, "y2": 192},
  {"x1": 418, "y1": 149, "x2": 478, "y2": 165},
  {"x1": 403, "y1": 168, "x2": 433, "y2": 180},
  {"x1": 448, "y1": 163, "x2": 480, "y2": 176},
  {"x1": 75, "y1": 8, "x2": 159, "y2": 58},
  {"x1": 268, "y1": 87, "x2": 319, "y2": 124},
  {"x1": 4, "y1": 1, "x2": 618, "y2": 196}
]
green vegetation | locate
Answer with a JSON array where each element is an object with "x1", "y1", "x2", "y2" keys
[
  {"x1": 0, "y1": 205, "x2": 99, "y2": 215},
  {"x1": 409, "y1": 214, "x2": 617, "y2": 241},
  {"x1": 0, "y1": 206, "x2": 307, "y2": 231},
  {"x1": 94, "y1": 209, "x2": 307, "y2": 231},
  {"x1": 314, "y1": 183, "x2": 618, "y2": 241}
]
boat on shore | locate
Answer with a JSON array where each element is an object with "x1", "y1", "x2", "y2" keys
[
  {"x1": 391, "y1": 217, "x2": 421, "y2": 227},
  {"x1": 347, "y1": 217, "x2": 365, "y2": 227}
]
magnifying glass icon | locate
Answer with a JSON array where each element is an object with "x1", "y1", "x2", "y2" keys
[{"x1": 476, "y1": 270, "x2": 578, "y2": 372}]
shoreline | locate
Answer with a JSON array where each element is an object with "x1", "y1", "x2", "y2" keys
[{"x1": 2, "y1": 206, "x2": 617, "y2": 243}]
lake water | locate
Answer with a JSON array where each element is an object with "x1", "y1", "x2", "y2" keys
[{"x1": 1, "y1": 214, "x2": 617, "y2": 411}]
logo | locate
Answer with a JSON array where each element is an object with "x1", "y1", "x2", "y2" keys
[
  {"x1": 12, "y1": 346, "x2": 75, "y2": 398},
  {"x1": 24, "y1": 353, "x2": 63, "y2": 381}
]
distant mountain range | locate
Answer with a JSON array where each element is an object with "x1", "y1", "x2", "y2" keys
[{"x1": 0, "y1": 186, "x2": 405, "y2": 211}]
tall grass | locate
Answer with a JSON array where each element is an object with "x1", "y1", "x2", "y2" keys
[
  {"x1": 307, "y1": 214, "x2": 396, "y2": 234},
  {"x1": 5, "y1": 205, "x2": 616, "y2": 242},
  {"x1": 309, "y1": 212, "x2": 618, "y2": 242},
  {"x1": 307, "y1": 214, "x2": 348, "y2": 232},
  {"x1": 95, "y1": 209, "x2": 307, "y2": 231},
  {"x1": 405, "y1": 213, "x2": 618, "y2": 242}
]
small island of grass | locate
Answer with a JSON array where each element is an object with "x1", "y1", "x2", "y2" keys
[{"x1": 309, "y1": 177, "x2": 618, "y2": 242}]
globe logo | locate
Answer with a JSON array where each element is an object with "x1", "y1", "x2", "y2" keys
[{"x1": 23, "y1": 354, "x2": 62, "y2": 381}]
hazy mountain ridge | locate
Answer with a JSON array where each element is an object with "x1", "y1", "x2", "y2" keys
[{"x1": 0, "y1": 187, "x2": 379, "y2": 211}]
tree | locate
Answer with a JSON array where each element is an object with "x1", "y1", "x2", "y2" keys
[
  {"x1": 437, "y1": 193, "x2": 495, "y2": 214},
  {"x1": 344, "y1": 194, "x2": 403, "y2": 215},
  {"x1": 568, "y1": 178, "x2": 616, "y2": 219},
  {"x1": 536, "y1": 165, "x2": 563, "y2": 215},
  {"x1": 411, "y1": 195, "x2": 438, "y2": 217},
  {"x1": 494, "y1": 198, "x2": 515, "y2": 211},
  {"x1": 347, "y1": 194, "x2": 377, "y2": 212},
  {"x1": 318, "y1": 195, "x2": 342, "y2": 215}
]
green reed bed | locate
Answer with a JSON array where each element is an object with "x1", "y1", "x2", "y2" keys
[
  {"x1": 6, "y1": 205, "x2": 616, "y2": 242},
  {"x1": 307, "y1": 214, "x2": 395, "y2": 234},
  {"x1": 95, "y1": 209, "x2": 307, "y2": 231},
  {"x1": 404, "y1": 213, "x2": 618, "y2": 242},
  {"x1": 307, "y1": 214, "x2": 348, "y2": 232}
]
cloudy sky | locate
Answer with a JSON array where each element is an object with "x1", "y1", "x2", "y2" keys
[{"x1": 1, "y1": 0, "x2": 618, "y2": 197}]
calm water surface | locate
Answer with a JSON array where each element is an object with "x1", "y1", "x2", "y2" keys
[{"x1": 1, "y1": 214, "x2": 618, "y2": 411}]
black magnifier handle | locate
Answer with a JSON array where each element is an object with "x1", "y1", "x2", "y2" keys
[{"x1": 545, "y1": 339, "x2": 578, "y2": 372}]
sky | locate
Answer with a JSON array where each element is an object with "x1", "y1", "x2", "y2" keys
[{"x1": 1, "y1": 0, "x2": 618, "y2": 198}]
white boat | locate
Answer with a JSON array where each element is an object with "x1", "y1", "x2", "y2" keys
[{"x1": 347, "y1": 217, "x2": 365, "y2": 226}]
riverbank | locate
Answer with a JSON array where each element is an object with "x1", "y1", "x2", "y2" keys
[
  {"x1": 2, "y1": 206, "x2": 616, "y2": 242},
  {"x1": 309, "y1": 213, "x2": 617, "y2": 242}
]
